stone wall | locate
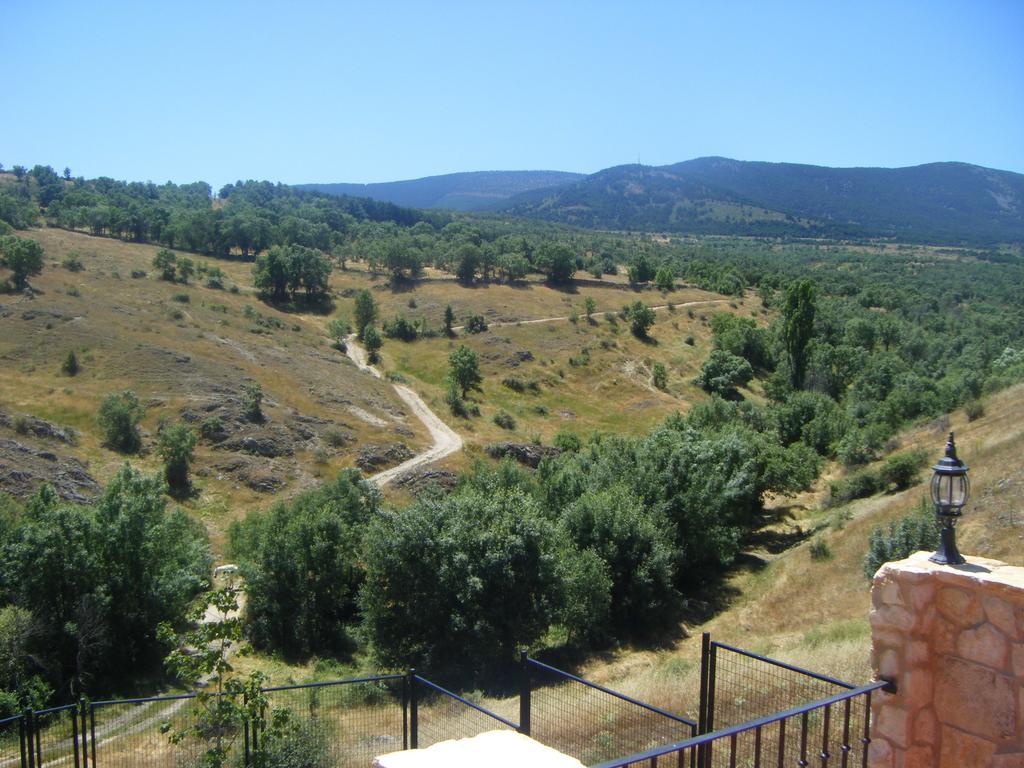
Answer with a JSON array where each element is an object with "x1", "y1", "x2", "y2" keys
[{"x1": 869, "y1": 551, "x2": 1024, "y2": 767}]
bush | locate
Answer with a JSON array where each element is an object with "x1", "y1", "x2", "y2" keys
[
  {"x1": 880, "y1": 449, "x2": 929, "y2": 491},
  {"x1": 693, "y1": 350, "x2": 754, "y2": 396},
  {"x1": 96, "y1": 390, "x2": 144, "y2": 453},
  {"x1": 964, "y1": 399, "x2": 985, "y2": 421},
  {"x1": 362, "y1": 325, "x2": 383, "y2": 363},
  {"x1": 171, "y1": 292, "x2": 190, "y2": 303},
  {"x1": 243, "y1": 383, "x2": 264, "y2": 422},
  {"x1": 323, "y1": 426, "x2": 350, "y2": 447},
  {"x1": 493, "y1": 411, "x2": 516, "y2": 430},
  {"x1": 199, "y1": 417, "x2": 225, "y2": 442},
  {"x1": 464, "y1": 314, "x2": 488, "y2": 334},
  {"x1": 625, "y1": 301, "x2": 656, "y2": 338},
  {"x1": 65, "y1": 284, "x2": 80, "y2": 297},
  {"x1": 130, "y1": 269, "x2": 147, "y2": 279},
  {"x1": 156, "y1": 423, "x2": 197, "y2": 493},
  {"x1": 553, "y1": 430, "x2": 582, "y2": 452},
  {"x1": 809, "y1": 539, "x2": 833, "y2": 561},
  {"x1": 652, "y1": 362, "x2": 668, "y2": 390},
  {"x1": 827, "y1": 469, "x2": 883, "y2": 505},
  {"x1": 863, "y1": 501, "x2": 938, "y2": 579},
  {"x1": 62, "y1": 253, "x2": 83, "y2": 272},
  {"x1": 61, "y1": 349, "x2": 79, "y2": 376},
  {"x1": 382, "y1": 315, "x2": 418, "y2": 341}
]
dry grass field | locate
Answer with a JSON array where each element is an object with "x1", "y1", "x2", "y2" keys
[{"x1": 1, "y1": 228, "x2": 756, "y2": 553}]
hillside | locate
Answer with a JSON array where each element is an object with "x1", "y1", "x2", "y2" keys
[
  {"x1": 296, "y1": 170, "x2": 584, "y2": 211},
  {"x1": 501, "y1": 157, "x2": 1024, "y2": 245}
]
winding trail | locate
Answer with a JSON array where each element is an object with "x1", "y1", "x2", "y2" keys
[
  {"x1": 345, "y1": 334, "x2": 463, "y2": 487},
  {"x1": 346, "y1": 298, "x2": 730, "y2": 485},
  {"x1": 451, "y1": 298, "x2": 731, "y2": 331}
]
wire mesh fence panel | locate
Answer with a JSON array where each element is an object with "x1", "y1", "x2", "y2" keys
[
  {"x1": 30, "y1": 706, "x2": 79, "y2": 768},
  {"x1": 708, "y1": 644, "x2": 870, "y2": 767},
  {"x1": 527, "y1": 663, "x2": 694, "y2": 766},
  {"x1": 0, "y1": 715, "x2": 25, "y2": 768},
  {"x1": 259, "y1": 677, "x2": 405, "y2": 768},
  {"x1": 414, "y1": 692, "x2": 514, "y2": 750},
  {"x1": 89, "y1": 695, "x2": 239, "y2": 768}
]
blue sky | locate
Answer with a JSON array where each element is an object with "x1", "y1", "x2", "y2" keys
[{"x1": 2, "y1": 1, "x2": 1022, "y2": 187}]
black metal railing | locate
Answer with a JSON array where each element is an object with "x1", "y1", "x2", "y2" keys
[
  {"x1": 0, "y1": 636, "x2": 887, "y2": 768},
  {"x1": 409, "y1": 673, "x2": 518, "y2": 749},
  {"x1": 591, "y1": 680, "x2": 888, "y2": 768},
  {"x1": 524, "y1": 655, "x2": 697, "y2": 765}
]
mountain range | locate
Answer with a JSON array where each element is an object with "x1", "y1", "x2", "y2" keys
[{"x1": 301, "y1": 158, "x2": 1024, "y2": 245}]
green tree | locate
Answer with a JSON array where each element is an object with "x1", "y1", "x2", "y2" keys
[
  {"x1": 561, "y1": 485, "x2": 679, "y2": 639},
  {"x1": 443, "y1": 304, "x2": 455, "y2": 336},
  {"x1": 61, "y1": 350, "x2": 79, "y2": 376},
  {"x1": 652, "y1": 362, "x2": 668, "y2": 390},
  {"x1": 229, "y1": 471, "x2": 379, "y2": 658},
  {"x1": 244, "y1": 382, "x2": 264, "y2": 422},
  {"x1": 693, "y1": 350, "x2": 754, "y2": 396},
  {"x1": 782, "y1": 279, "x2": 816, "y2": 390},
  {"x1": 654, "y1": 265, "x2": 675, "y2": 292},
  {"x1": 176, "y1": 256, "x2": 195, "y2": 284},
  {"x1": 96, "y1": 390, "x2": 144, "y2": 453},
  {"x1": 583, "y1": 296, "x2": 597, "y2": 322},
  {"x1": 360, "y1": 486, "x2": 559, "y2": 681},
  {"x1": 536, "y1": 243, "x2": 576, "y2": 284},
  {"x1": 152, "y1": 248, "x2": 178, "y2": 281},
  {"x1": 448, "y1": 345, "x2": 482, "y2": 397},
  {"x1": 0, "y1": 236, "x2": 44, "y2": 290},
  {"x1": 362, "y1": 325, "x2": 383, "y2": 363},
  {"x1": 352, "y1": 289, "x2": 377, "y2": 337},
  {"x1": 326, "y1": 317, "x2": 351, "y2": 349},
  {"x1": 626, "y1": 300, "x2": 656, "y2": 338},
  {"x1": 156, "y1": 423, "x2": 198, "y2": 493},
  {"x1": 627, "y1": 253, "x2": 657, "y2": 285}
]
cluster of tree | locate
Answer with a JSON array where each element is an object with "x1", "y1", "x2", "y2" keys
[
  {"x1": 252, "y1": 244, "x2": 332, "y2": 302},
  {"x1": 0, "y1": 467, "x2": 211, "y2": 709},
  {"x1": 0, "y1": 235, "x2": 44, "y2": 291},
  {"x1": 229, "y1": 408, "x2": 817, "y2": 684}
]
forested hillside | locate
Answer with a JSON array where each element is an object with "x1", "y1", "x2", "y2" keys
[
  {"x1": 298, "y1": 170, "x2": 584, "y2": 211},
  {"x1": 502, "y1": 157, "x2": 1024, "y2": 245}
]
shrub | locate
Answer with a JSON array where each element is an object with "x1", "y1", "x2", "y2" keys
[
  {"x1": 96, "y1": 390, "x2": 144, "y2": 453},
  {"x1": 62, "y1": 253, "x2": 83, "y2": 272},
  {"x1": 445, "y1": 382, "x2": 469, "y2": 417},
  {"x1": 362, "y1": 325, "x2": 383, "y2": 363},
  {"x1": 863, "y1": 501, "x2": 938, "y2": 579},
  {"x1": 502, "y1": 375, "x2": 526, "y2": 393},
  {"x1": 693, "y1": 350, "x2": 754, "y2": 396},
  {"x1": 827, "y1": 469, "x2": 883, "y2": 505},
  {"x1": 880, "y1": 449, "x2": 929, "y2": 491},
  {"x1": 964, "y1": 399, "x2": 985, "y2": 421},
  {"x1": 493, "y1": 411, "x2": 516, "y2": 430},
  {"x1": 171, "y1": 292, "x2": 190, "y2": 303},
  {"x1": 464, "y1": 314, "x2": 488, "y2": 334},
  {"x1": 199, "y1": 417, "x2": 225, "y2": 441},
  {"x1": 12, "y1": 415, "x2": 30, "y2": 435},
  {"x1": 65, "y1": 285, "x2": 80, "y2": 297},
  {"x1": 652, "y1": 362, "x2": 668, "y2": 390},
  {"x1": 61, "y1": 350, "x2": 79, "y2": 376},
  {"x1": 382, "y1": 315, "x2": 418, "y2": 341},
  {"x1": 130, "y1": 269, "x2": 147, "y2": 279},
  {"x1": 243, "y1": 383, "x2": 264, "y2": 422},
  {"x1": 156, "y1": 423, "x2": 197, "y2": 493},
  {"x1": 809, "y1": 539, "x2": 833, "y2": 561},
  {"x1": 553, "y1": 430, "x2": 582, "y2": 452},
  {"x1": 625, "y1": 301, "x2": 656, "y2": 338},
  {"x1": 685, "y1": 336, "x2": 695, "y2": 346},
  {"x1": 322, "y1": 426, "x2": 350, "y2": 448}
]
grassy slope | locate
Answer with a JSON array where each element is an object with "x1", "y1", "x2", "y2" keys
[{"x1": 0, "y1": 229, "x2": 428, "y2": 549}]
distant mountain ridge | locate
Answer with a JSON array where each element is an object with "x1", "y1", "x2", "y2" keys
[
  {"x1": 297, "y1": 170, "x2": 584, "y2": 211},
  {"x1": 500, "y1": 157, "x2": 1024, "y2": 245}
]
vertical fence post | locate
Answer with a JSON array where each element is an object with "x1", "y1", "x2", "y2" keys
[
  {"x1": 243, "y1": 690, "x2": 250, "y2": 768},
  {"x1": 401, "y1": 673, "x2": 409, "y2": 750},
  {"x1": 33, "y1": 710, "x2": 41, "y2": 768},
  {"x1": 71, "y1": 706, "x2": 80, "y2": 768},
  {"x1": 79, "y1": 699, "x2": 88, "y2": 768},
  {"x1": 88, "y1": 704, "x2": 96, "y2": 768},
  {"x1": 409, "y1": 670, "x2": 418, "y2": 750},
  {"x1": 19, "y1": 712, "x2": 29, "y2": 768},
  {"x1": 697, "y1": 633, "x2": 710, "y2": 768},
  {"x1": 518, "y1": 651, "x2": 531, "y2": 737},
  {"x1": 705, "y1": 642, "x2": 717, "y2": 768}
]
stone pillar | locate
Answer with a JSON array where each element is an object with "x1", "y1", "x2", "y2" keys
[{"x1": 869, "y1": 551, "x2": 1024, "y2": 767}]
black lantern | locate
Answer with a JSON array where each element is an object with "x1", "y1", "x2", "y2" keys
[{"x1": 928, "y1": 432, "x2": 969, "y2": 565}]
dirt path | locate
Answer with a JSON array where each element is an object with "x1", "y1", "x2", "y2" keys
[
  {"x1": 344, "y1": 335, "x2": 463, "y2": 487},
  {"x1": 451, "y1": 298, "x2": 731, "y2": 331}
]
